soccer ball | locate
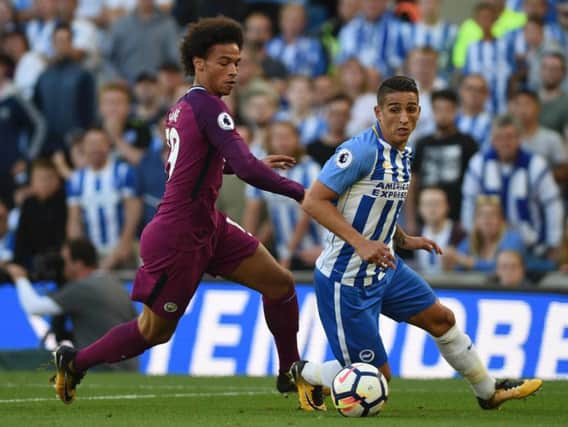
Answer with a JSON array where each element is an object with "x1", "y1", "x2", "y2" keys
[{"x1": 331, "y1": 363, "x2": 388, "y2": 417}]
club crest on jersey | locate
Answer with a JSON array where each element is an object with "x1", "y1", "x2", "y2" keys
[
  {"x1": 359, "y1": 349, "x2": 375, "y2": 363},
  {"x1": 336, "y1": 148, "x2": 353, "y2": 169},
  {"x1": 217, "y1": 112, "x2": 235, "y2": 130}
]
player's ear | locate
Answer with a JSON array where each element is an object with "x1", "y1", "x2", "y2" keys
[
  {"x1": 193, "y1": 57, "x2": 205, "y2": 73},
  {"x1": 374, "y1": 104, "x2": 382, "y2": 121}
]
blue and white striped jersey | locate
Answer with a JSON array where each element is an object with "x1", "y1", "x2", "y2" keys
[
  {"x1": 336, "y1": 12, "x2": 405, "y2": 76},
  {"x1": 399, "y1": 20, "x2": 457, "y2": 72},
  {"x1": 461, "y1": 147, "x2": 564, "y2": 253},
  {"x1": 247, "y1": 156, "x2": 323, "y2": 259},
  {"x1": 266, "y1": 36, "x2": 327, "y2": 77},
  {"x1": 456, "y1": 111, "x2": 493, "y2": 148},
  {"x1": 316, "y1": 123, "x2": 411, "y2": 286},
  {"x1": 67, "y1": 157, "x2": 137, "y2": 254},
  {"x1": 463, "y1": 37, "x2": 516, "y2": 114}
]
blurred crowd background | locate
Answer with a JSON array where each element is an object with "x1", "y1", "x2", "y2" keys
[{"x1": 1, "y1": 0, "x2": 568, "y2": 291}]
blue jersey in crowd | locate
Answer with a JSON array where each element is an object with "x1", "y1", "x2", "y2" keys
[
  {"x1": 67, "y1": 157, "x2": 138, "y2": 254},
  {"x1": 266, "y1": 36, "x2": 327, "y2": 77}
]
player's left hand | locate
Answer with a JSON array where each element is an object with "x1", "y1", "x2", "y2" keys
[
  {"x1": 262, "y1": 155, "x2": 296, "y2": 170},
  {"x1": 401, "y1": 236, "x2": 443, "y2": 254}
]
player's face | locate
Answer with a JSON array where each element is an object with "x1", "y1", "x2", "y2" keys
[
  {"x1": 375, "y1": 92, "x2": 420, "y2": 148},
  {"x1": 194, "y1": 43, "x2": 240, "y2": 97},
  {"x1": 491, "y1": 125, "x2": 521, "y2": 162}
]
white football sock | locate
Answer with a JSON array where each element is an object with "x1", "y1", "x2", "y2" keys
[
  {"x1": 434, "y1": 325, "x2": 495, "y2": 400},
  {"x1": 302, "y1": 360, "x2": 343, "y2": 388}
]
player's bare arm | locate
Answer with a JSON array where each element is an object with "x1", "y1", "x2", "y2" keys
[
  {"x1": 393, "y1": 225, "x2": 443, "y2": 254},
  {"x1": 303, "y1": 180, "x2": 396, "y2": 269}
]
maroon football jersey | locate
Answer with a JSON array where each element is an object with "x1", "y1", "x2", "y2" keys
[{"x1": 148, "y1": 86, "x2": 303, "y2": 250}]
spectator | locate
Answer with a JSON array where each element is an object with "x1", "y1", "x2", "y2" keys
[
  {"x1": 336, "y1": 0, "x2": 405, "y2": 76},
  {"x1": 414, "y1": 187, "x2": 466, "y2": 274},
  {"x1": 443, "y1": 195, "x2": 525, "y2": 272},
  {"x1": 318, "y1": 0, "x2": 362, "y2": 63},
  {"x1": 547, "y1": 0, "x2": 568, "y2": 58},
  {"x1": 399, "y1": 0, "x2": 458, "y2": 75},
  {"x1": 0, "y1": 53, "x2": 46, "y2": 205},
  {"x1": 0, "y1": 198, "x2": 14, "y2": 262},
  {"x1": 244, "y1": 12, "x2": 288, "y2": 80},
  {"x1": 312, "y1": 75, "x2": 338, "y2": 115},
  {"x1": 13, "y1": 158, "x2": 67, "y2": 270},
  {"x1": 510, "y1": 89, "x2": 568, "y2": 177},
  {"x1": 103, "y1": 0, "x2": 174, "y2": 26},
  {"x1": 216, "y1": 124, "x2": 252, "y2": 224},
  {"x1": 407, "y1": 89, "x2": 478, "y2": 231},
  {"x1": 453, "y1": 0, "x2": 525, "y2": 69},
  {"x1": 406, "y1": 46, "x2": 447, "y2": 143},
  {"x1": 266, "y1": 3, "x2": 327, "y2": 77},
  {"x1": 5, "y1": 238, "x2": 139, "y2": 370},
  {"x1": 133, "y1": 71, "x2": 167, "y2": 128},
  {"x1": 493, "y1": 250, "x2": 532, "y2": 287},
  {"x1": 157, "y1": 62, "x2": 184, "y2": 108},
  {"x1": 508, "y1": 16, "x2": 562, "y2": 93},
  {"x1": 98, "y1": 81, "x2": 152, "y2": 165},
  {"x1": 66, "y1": 128, "x2": 142, "y2": 270},
  {"x1": 1, "y1": 30, "x2": 46, "y2": 100},
  {"x1": 307, "y1": 93, "x2": 352, "y2": 167},
  {"x1": 242, "y1": 121, "x2": 322, "y2": 269},
  {"x1": 25, "y1": 0, "x2": 58, "y2": 57},
  {"x1": 33, "y1": 24, "x2": 95, "y2": 154},
  {"x1": 103, "y1": 0, "x2": 179, "y2": 82},
  {"x1": 0, "y1": 0, "x2": 19, "y2": 34},
  {"x1": 538, "y1": 51, "x2": 568, "y2": 139},
  {"x1": 559, "y1": 217, "x2": 568, "y2": 272},
  {"x1": 462, "y1": 3, "x2": 515, "y2": 113},
  {"x1": 134, "y1": 116, "x2": 167, "y2": 229},
  {"x1": 56, "y1": 0, "x2": 99, "y2": 68},
  {"x1": 276, "y1": 75, "x2": 326, "y2": 145},
  {"x1": 241, "y1": 90, "x2": 278, "y2": 153},
  {"x1": 338, "y1": 58, "x2": 377, "y2": 136},
  {"x1": 461, "y1": 114, "x2": 564, "y2": 265},
  {"x1": 456, "y1": 74, "x2": 493, "y2": 147}
]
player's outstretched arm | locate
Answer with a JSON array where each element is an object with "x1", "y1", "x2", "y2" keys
[
  {"x1": 393, "y1": 225, "x2": 443, "y2": 254},
  {"x1": 303, "y1": 181, "x2": 396, "y2": 269}
]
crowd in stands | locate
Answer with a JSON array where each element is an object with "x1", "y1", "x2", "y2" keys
[{"x1": 1, "y1": 0, "x2": 568, "y2": 290}]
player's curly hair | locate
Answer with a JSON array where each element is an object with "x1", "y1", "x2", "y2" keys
[
  {"x1": 376, "y1": 76, "x2": 419, "y2": 106},
  {"x1": 179, "y1": 16, "x2": 244, "y2": 76}
]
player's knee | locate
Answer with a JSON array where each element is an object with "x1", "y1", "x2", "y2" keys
[
  {"x1": 431, "y1": 305, "x2": 456, "y2": 337},
  {"x1": 264, "y1": 268, "x2": 294, "y2": 299}
]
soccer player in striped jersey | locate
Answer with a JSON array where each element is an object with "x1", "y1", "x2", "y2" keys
[
  {"x1": 290, "y1": 76, "x2": 542, "y2": 411},
  {"x1": 51, "y1": 16, "x2": 315, "y2": 407}
]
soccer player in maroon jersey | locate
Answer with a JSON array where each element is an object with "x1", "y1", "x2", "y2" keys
[{"x1": 51, "y1": 17, "x2": 320, "y2": 408}]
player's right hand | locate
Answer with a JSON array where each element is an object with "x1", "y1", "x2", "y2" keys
[
  {"x1": 262, "y1": 155, "x2": 296, "y2": 170},
  {"x1": 355, "y1": 240, "x2": 396, "y2": 269}
]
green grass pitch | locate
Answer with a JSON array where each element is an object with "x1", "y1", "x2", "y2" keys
[{"x1": 0, "y1": 372, "x2": 566, "y2": 426}]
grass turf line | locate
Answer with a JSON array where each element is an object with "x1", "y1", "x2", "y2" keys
[{"x1": 0, "y1": 372, "x2": 565, "y2": 426}]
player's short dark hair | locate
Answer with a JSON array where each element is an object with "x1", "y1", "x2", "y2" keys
[
  {"x1": 377, "y1": 76, "x2": 419, "y2": 106},
  {"x1": 179, "y1": 16, "x2": 244, "y2": 76},
  {"x1": 431, "y1": 89, "x2": 459, "y2": 105},
  {"x1": 512, "y1": 88, "x2": 540, "y2": 104},
  {"x1": 65, "y1": 238, "x2": 98, "y2": 268}
]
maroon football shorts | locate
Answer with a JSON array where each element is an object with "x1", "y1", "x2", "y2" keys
[{"x1": 130, "y1": 211, "x2": 259, "y2": 320}]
